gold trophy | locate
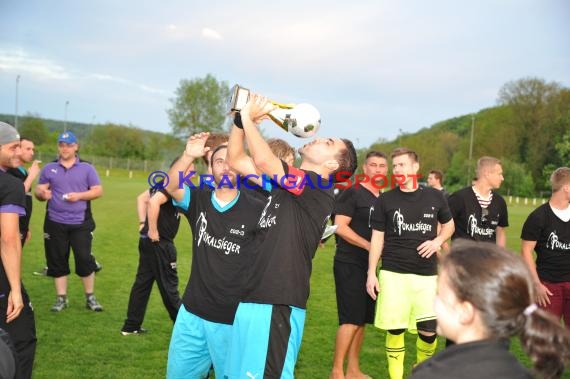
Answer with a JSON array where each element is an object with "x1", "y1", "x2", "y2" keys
[{"x1": 228, "y1": 84, "x2": 320, "y2": 138}]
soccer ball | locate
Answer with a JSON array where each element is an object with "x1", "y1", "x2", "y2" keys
[{"x1": 280, "y1": 103, "x2": 321, "y2": 138}]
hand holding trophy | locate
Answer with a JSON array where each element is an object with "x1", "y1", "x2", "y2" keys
[{"x1": 228, "y1": 84, "x2": 320, "y2": 138}]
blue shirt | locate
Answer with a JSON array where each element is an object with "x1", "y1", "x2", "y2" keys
[{"x1": 38, "y1": 157, "x2": 101, "y2": 224}]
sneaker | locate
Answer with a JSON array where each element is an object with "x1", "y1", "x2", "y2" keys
[
  {"x1": 33, "y1": 267, "x2": 48, "y2": 276},
  {"x1": 94, "y1": 260, "x2": 103, "y2": 273},
  {"x1": 86, "y1": 295, "x2": 103, "y2": 312},
  {"x1": 120, "y1": 328, "x2": 147, "y2": 336},
  {"x1": 50, "y1": 296, "x2": 68, "y2": 312}
]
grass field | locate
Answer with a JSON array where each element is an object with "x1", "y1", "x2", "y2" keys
[{"x1": 19, "y1": 171, "x2": 569, "y2": 378}]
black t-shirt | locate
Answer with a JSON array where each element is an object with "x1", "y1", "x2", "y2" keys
[
  {"x1": 410, "y1": 340, "x2": 532, "y2": 379},
  {"x1": 448, "y1": 187, "x2": 508, "y2": 243},
  {"x1": 0, "y1": 172, "x2": 26, "y2": 297},
  {"x1": 334, "y1": 186, "x2": 378, "y2": 267},
  {"x1": 178, "y1": 188, "x2": 265, "y2": 324},
  {"x1": 521, "y1": 203, "x2": 570, "y2": 283},
  {"x1": 370, "y1": 186, "x2": 452, "y2": 276},
  {"x1": 243, "y1": 161, "x2": 335, "y2": 309},
  {"x1": 6, "y1": 167, "x2": 32, "y2": 235},
  {"x1": 140, "y1": 187, "x2": 180, "y2": 242}
]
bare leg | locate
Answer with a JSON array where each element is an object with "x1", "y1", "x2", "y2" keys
[{"x1": 330, "y1": 323, "x2": 359, "y2": 379}]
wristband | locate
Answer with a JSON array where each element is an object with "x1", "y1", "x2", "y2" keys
[{"x1": 234, "y1": 112, "x2": 243, "y2": 129}]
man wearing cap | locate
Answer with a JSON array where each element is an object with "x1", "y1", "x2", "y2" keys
[
  {"x1": 35, "y1": 131, "x2": 104, "y2": 312},
  {"x1": 0, "y1": 121, "x2": 37, "y2": 379}
]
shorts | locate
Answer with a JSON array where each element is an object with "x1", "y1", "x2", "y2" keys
[
  {"x1": 226, "y1": 303, "x2": 306, "y2": 379},
  {"x1": 374, "y1": 270, "x2": 437, "y2": 333},
  {"x1": 167, "y1": 306, "x2": 232, "y2": 379},
  {"x1": 334, "y1": 260, "x2": 375, "y2": 325},
  {"x1": 44, "y1": 217, "x2": 97, "y2": 277}
]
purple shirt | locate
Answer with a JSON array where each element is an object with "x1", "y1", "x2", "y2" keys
[{"x1": 38, "y1": 158, "x2": 101, "y2": 224}]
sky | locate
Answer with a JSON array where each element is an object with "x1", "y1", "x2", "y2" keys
[{"x1": 1, "y1": 0, "x2": 569, "y2": 149}]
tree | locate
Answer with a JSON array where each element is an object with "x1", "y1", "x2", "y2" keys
[
  {"x1": 19, "y1": 113, "x2": 49, "y2": 145},
  {"x1": 167, "y1": 74, "x2": 231, "y2": 138},
  {"x1": 497, "y1": 77, "x2": 563, "y2": 185}
]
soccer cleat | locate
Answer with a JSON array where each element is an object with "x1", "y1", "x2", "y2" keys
[
  {"x1": 94, "y1": 260, "x2": 103, "y2": 273},
  {"x1": 86, "y1": 295, "x2": 103, "y2": 312},
  {"x1": 50, "y1": 296, "x2": 68, "y2": 312},
  {"x1": 120, "y1": 328, "x2": 147, "y2": 336}
]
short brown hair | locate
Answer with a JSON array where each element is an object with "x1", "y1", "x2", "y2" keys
[
  {"x1": 365, "y1": 151, "x2": 387, "y2": 161},
  {"x1": 476, "y1": 156, "x2": 501, "y2": 178},
  {"x1": 202, "y1": 133, "x2": 229, "y2": 164},
  {"x1": 429, "y1": 170, "x2": 443, "y2": 184},
  {"x1": 391, "y1": 147, "x2": 419, "y2": 163},
  {"x1": 551, "y1": 167, "x2": 570, "y2": 192},
  {"x1": 267, "y1": 138, "x2": 295, "y2": 162}
]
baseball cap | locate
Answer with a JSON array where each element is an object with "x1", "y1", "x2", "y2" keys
[
  {"x1": 0, "y1": 121, "x2": 20, "y2": 145},
  {"x1": 58, "y1": 131, "x2": 77, "y2": 144}
]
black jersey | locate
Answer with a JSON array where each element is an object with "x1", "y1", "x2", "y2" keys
[
  {"x1": 370, "y1": 186, "x2": 452, "y2": 276},
  {"x1": 140, "y1": 187, "x2": 180, "y2": 242},
  {"x1": 6, "y1": 167, "x2": 32, "y2": 235},
  {"x1": 334, "y1": 186, "x2": 378, "y2": 267},
  {"x1": 177, "y1": 187, "x2": 265, "y2": 324},
  {"x1": 521, "y1": 203, "x2": 570, "y2": 283},
  {"x1": 243, "y1": 161, "x2": 335, "y2": 309},
  {"x1": 0, "y1": 172, "x2": 26, "y2": 297},
  {"x1": 448, "y1": 187, "x2": 508, "y2": 243}
]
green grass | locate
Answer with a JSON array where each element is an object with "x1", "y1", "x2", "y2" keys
[{"x1": 21, "y1": 173, "x2": 568, "y2": 378}]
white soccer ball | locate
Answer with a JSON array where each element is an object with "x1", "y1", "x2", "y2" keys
[{"x1": 283, "y1": 103, "x2": 321, "y2": 138}]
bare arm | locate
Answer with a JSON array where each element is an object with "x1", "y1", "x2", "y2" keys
[
  {"x1": 66, "y1": 184, "x2": 103, "y2": 202},
  {"x1": 147, "y1": 192, "x2": 168, "y2": 242},
  {"x1": 495, "y1": 226, "x2": 507, "y2": 247},
  {"x1": 0, "y1": 212, "x2": 24, "y2": 323},
  {"x1": 226, "y1": 120, "x2": 263, "y2": 185},
  {"x1": 34, "y1": 182, "x2": 51, "y2": 201},
  {"x1": 521, "y1": 239, "x2": 552, "y2": 306},
  {"x1": 335, "y1": 214, "x2": 371, "y2": 251},
  {"x1": 136, "y1": 190, "x2": 150, "y2": 230},
  {"x1": 366, "y1": 230, "x2": 384, "y2": 300},
  {"x1": 165, "y1": 132, "x2": 210, "y2": 202},
  {"x1": 22, "y1": 161, "x2": 41, "y2": 193},
  {"x1": 240, "y1": 94, "x2": 286, "y2": 179}
]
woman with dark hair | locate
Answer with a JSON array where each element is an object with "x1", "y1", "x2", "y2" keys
[{"x1": 411, "y1": 239, "x2": 570, "y2": 379}]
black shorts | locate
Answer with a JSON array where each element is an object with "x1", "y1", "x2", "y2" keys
[
  {"x1": 44, "y1": 217, "x2": 97, "y2": 277},
  {"x1": 333, "y1": 259, "x2": 375, "y2": 325}
]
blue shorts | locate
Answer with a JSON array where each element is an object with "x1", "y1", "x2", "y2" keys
[
  {"x1": 167, "y1": 306, "x2": 232, "y2": 379},
  {"x1": 226, "y1": 302, "x2": 306, "y2": 379}
]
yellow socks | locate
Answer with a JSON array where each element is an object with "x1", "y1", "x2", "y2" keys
[{"x1": 386, "y1": 332, "x2": 405, "y2": 379}]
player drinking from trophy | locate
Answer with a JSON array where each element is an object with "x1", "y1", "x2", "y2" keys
[{"x1": 225, "y1": 93, "x2": 357, "y2": 378}]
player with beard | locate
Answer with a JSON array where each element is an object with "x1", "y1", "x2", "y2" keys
[
  {"x1": 225, "y1": 94, "x2": 357, "y2": 378},
  {"x1": 0, "y1": 122, "x2": 37, "y2": 379},
  {"x1": 366, "y1": 148, "x2": 454, "y2": 379},
  {"x1": 165, "y1": 133, "x2": 265, "y2": 379}
]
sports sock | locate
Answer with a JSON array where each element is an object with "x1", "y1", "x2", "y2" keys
[
  {"x1": 416, "y1": 335, "x2": 437, "y2": 364},
  {"x1": 386, "y1": 331, "x2": 405, "y2": 379}
]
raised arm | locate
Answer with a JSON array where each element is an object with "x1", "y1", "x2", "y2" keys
[
  {"x1": 227, "y1": 118, "x2": 261, "y2": 182},
  {"x1": 165, "y1": 132, "x2": 210, "y2": 202},
  {"x1": 240, "y1": 94, "x2": 286, "y2": 178}
]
